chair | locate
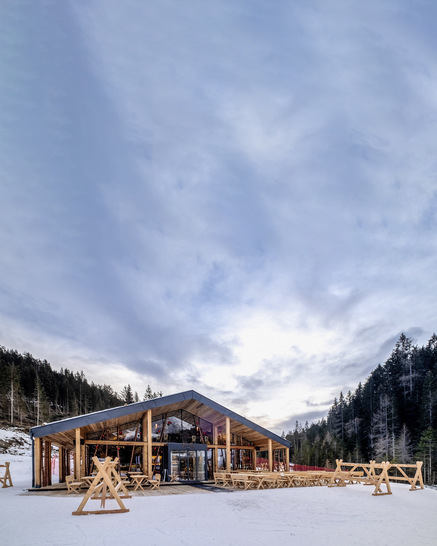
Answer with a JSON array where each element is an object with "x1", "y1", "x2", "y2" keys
[
  {"x1": 66, "y1": 475, "x2": 84, "y2": 493},
  {"x1": 148, "y1": 475, "x2": 161, "y2": 490}
]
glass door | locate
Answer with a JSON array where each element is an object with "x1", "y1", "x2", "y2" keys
[
  {"x1": 178, "y1": 451, "x2": 188, "y2": 480},
  {"x1": 196, "y1": 450, "x2": 206, "y2": 481},
  {"x1": 188, "y1": 451, "x2": 196, "y2": 480},
  {"x1": 169, "y1": 447, "x2": 207, "y2": 481}
]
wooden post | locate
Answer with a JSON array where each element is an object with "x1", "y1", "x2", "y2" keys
[
  {"x1": 372, "y1": 461, "x2": 392, "y2": 496},
  {"x1": 268, "y1": 439, "x2": 273, "y2": 472},
  {"x1": 147, "y1": 409, "x2": 152, "y2": 478},
  {"x1": 412, "y1": 461, "x2": 425, "y2": 490},
  {"x1": 65, "y1": 449, "x2": 70, "y2": 477},
  {"x1": 34, "y1": 437, "x2": 41, "y2": 488},
  {"x1": 42, "y1": 440, "x2": 47, "y2": 486},
  {"x1": 213, "y1": 425, "x2": 218, "y2": 474},
  {"x1": 285, "y1": 446, "x2": 290, "y2": 472},
  {"x1": 142, "y1": 413, "x2": 147, "y2": 474},
  {"x1": 226, "y1": 417, "x2": 231, "y2": 472},
  {"x1": 80, "y1": 442, "x2": 86, "y2": 477},
  {"x1": 59, "y1": 447, "x2": 65, "y2": 483},
  {"x1": 44, "y1": 441, "x2": 52, "y2": 486},
  {"x1": 75, "y1": 428, "x2": 81, "y2": 480}
]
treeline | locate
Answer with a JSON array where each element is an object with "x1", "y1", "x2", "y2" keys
[
  {"x1": 0, "y1": 346, "x2": 161, "y2": 427},
  {"x1": 286, "y1": 333, "x2": 437, "y2": 484}
]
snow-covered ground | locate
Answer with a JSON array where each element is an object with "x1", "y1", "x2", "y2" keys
[{"x1": 1, "y1": 426, "x2": 437, "y2": 546}]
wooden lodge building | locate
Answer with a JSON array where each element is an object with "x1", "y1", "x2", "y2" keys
[{"x1": 30, "y1": 390, "x2": 291, "y2": 488}]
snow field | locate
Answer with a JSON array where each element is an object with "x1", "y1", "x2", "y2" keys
[{"x1": 1, "y1": 453, "x2": 437, "y2": 546}]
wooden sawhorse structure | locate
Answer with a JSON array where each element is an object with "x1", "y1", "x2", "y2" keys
[
  {"x1": 329, "y1": 459, "x2": 424, "y2": 496},
  {"x1": 0, "y1": 462, "x2": 13, "y2": 488},
  {"x1": 73, "y1": 457, "x2": 131, "y2": 516}
]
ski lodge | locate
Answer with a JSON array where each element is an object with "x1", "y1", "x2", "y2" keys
[{"x1": 30, "y1": 390, "x2": 291, "y2": 488}]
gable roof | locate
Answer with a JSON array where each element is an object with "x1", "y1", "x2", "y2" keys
[{"x1": 31, "y1": 389, "x2": 290, "y2": 449}]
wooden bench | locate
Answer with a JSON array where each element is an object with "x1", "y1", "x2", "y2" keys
[
  {"x1": 0, "y1": 462, "x2": 13, "y2": 488},
  {"x1": 230, "y1": 473, "x2": 257, "y2": 490},
  {"x1": 260, "y1": 474, "x2": 280, "y2": 489},
  {"x1": 214, "y1": 472, "x2": 233, "y2": 487}
]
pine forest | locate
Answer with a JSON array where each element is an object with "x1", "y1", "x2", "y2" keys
[
  {"x1": 0, "y1": 346, "x2": 161, "y2": 428},
  {"x1": 1, "y1": 334, "x2": 437, "y2": 484},
  {"x1": 286, "y1": 333, "x2": 437, "y2": 484}
]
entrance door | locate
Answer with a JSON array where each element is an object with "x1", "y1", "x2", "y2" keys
[{"x1": 169, "y1": 447, "x2": 207, "y2": 481}]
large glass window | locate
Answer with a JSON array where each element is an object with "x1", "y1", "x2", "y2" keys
[
  {"x1": 87, "y1": 420, "x2": 142, "y2": 442},
  {"x1": 152, "y1": 410, "x2": 213, "y2": 444},
  {"x1": 86, "y1": 443, "x2": 142, "y2": 473},
  {"x1": 217, "y1": 448, "x2": 226, "y2": 470}
]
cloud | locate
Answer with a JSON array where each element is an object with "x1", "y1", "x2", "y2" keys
[{"x1": 1, "y1": 1, "x2": 437, "y2": 432}]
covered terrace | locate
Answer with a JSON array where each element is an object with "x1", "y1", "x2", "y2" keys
[{"x1": 30, "y1": 390, "x2": 291, "y2": 488}]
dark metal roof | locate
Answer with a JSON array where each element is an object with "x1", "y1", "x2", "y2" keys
[{"x1": 31, "y1": 389, "x2": 290, "y2": 448}]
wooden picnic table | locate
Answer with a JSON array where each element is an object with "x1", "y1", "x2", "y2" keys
[
  {"x1": 82, "y1": 476, "x2": 96, "y2": 487},
  {"x1": 247, "y1": 474, "x2": 268, "y2": 489},
  {"x1": 129, "y1": 474, "x2": 149, "y2": 491}
]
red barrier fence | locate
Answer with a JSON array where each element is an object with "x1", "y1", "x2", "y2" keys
[
  {"x1": 291, "y1": 464, "x2": 334, "y2": 472},
  {"x1": 256, "y1": 458, "x2": 334, "y2": 472}
]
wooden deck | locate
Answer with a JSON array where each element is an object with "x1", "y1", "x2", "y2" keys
[{"x1": 25, "y1": 483, "x2": 217, "y2": 497}]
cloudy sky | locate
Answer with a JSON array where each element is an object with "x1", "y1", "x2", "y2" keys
[{"x1": 1, "y1": 0, "x2": 437, "y2": 434}]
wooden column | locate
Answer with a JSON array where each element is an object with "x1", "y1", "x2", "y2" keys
[
  {"x1": 65, "y1": 449, "x2": 70, "y2": 477},
  {"x1": 213, "y1": 425, "x2": 218, "y2": 473},
  {"x1": 142, "y1": 413, "x2": 147, "y2": 474},
  {"x1": 34, "y1": 437, "x2": 41, "y2": 488},
  {"x1": 42, "y1": 440, "x2": 46, "y2": 486},
  {"x1": 80, "y1": 442, "x2": 86, "y2": 477},
  {"x1": 268, "y1": 439, "x2": 273, "y2": 472},
  {"x1": 252, "y1": 447, "x2": 257, "y2": 470},
  {"x1": 226, "y1": 417, "x2": 231, "y2": 472},
  {"x1": 43, "y1": 441, "x2": 52, "y2": 486},
  {"x1": 285, "y1": 446, "x2": 290, "y2": 472},
  {"x1": 75, "y1": 428, "x2": 81, "y2": 480},
  {"x1": 59, "y1": 447, "x2": 65, "y2": 482},
  {"x1": 147, "y1": 410, "x2": 152, "y2": 478}
]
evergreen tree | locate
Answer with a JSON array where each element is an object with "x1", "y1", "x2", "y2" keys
[
  {"x1": 121, "y1": 384, "x2": 134, "y2": 404},
  {"x1": 415, "y1": 428, "x2": 436, "y2": 484},
  {"x1": 143, "y1": 385, "x2": 163, "y2": 400}
]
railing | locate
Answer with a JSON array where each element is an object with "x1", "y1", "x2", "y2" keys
[{"x1": 328, "y1": 459, "x2": 424, "y2": 496}]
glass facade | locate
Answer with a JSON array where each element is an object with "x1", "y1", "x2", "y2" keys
[
  {"x1": 152, "y1": 410, "x2": 213, "y2": 444},
  {"x1": 83, "y1": 409, "x2": 258, "y2": 479}
]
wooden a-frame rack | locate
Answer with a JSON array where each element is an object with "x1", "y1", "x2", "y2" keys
[
  {"x1": 73, "y1": 456, "x2": 131, "y2": 516},
  {"x1": 0, "y1": 462, "x2": 13, "y2": 488},
  {"x1": 329, "y1": 459, "x2": 424, "y2": 496}
]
